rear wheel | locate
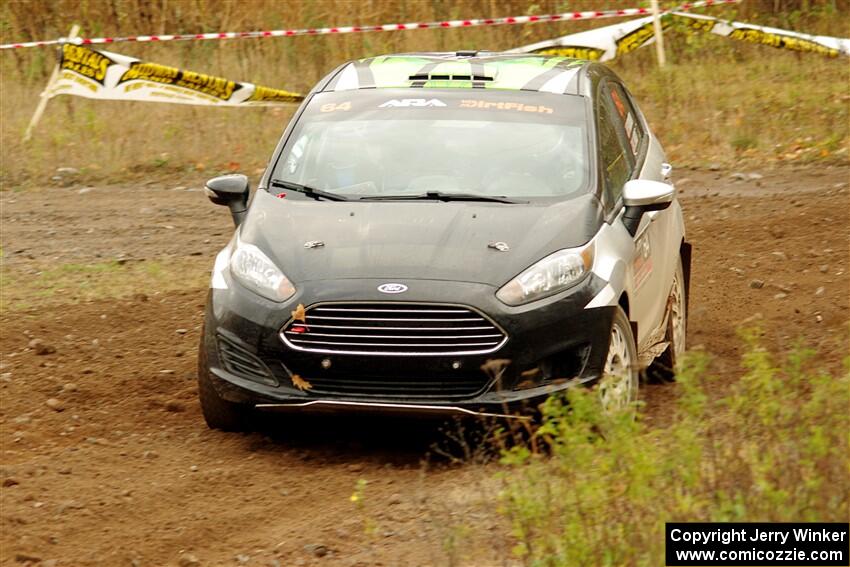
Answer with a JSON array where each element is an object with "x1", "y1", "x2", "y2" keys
[
  {"x1": 649, "y1": 258, "x2": 687, "y2": 382},
  {"x1": 597, "y1": 307, "x2": 639, "y2": 414},
  {"x1": 198, "y1": 334, "x2": 252, "y2": 432}
]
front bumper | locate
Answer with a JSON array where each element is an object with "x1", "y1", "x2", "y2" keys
[{"x1": 202, "y1": 273, "x2": 616, "y2": 416}]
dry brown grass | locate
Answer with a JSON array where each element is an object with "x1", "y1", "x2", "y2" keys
[{"x1": 0, "y1": 0, "x2": 848, "y2": 187}]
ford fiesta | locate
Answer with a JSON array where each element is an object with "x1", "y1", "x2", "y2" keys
[{"x1": 198, "y1": 52, "x2": 690, "y2": 431}]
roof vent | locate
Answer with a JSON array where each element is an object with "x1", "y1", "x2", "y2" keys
[{"x1": 408, "y1": 74, "x2": 494, "y2": 82}]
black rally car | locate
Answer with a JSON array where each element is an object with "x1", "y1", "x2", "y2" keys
[{"x1": 198, "y1": 52, "x2": 689, "y2": 430}]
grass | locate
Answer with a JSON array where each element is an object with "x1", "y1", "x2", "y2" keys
[
  {"x1": 614, "y1": 46, "x2": 849, "y2": 168},
  {"x1": 0, "y1": 259, "x2": 208, "y2": 311},
  {"x1": 0, "y1": 1, "x2": 848, "y2": 188},
  {"x1": 494, "y1": 328, "x2": 849, "y2": 565}
]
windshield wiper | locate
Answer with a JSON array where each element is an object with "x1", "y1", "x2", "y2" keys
[
  {"x1": 360, "y1": 191, "x2": 525, "y2": 204},
  {"x1": 269, "y1": 179, "x2": 349, "y2": 202}
]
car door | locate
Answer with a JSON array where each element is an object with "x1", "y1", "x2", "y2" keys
[
  {"x1": 620, "y1": 84, "x2": 681, "y2": 350},
  {"x1": 596, "y1": 80, "x2": 671, "y2": 350}
]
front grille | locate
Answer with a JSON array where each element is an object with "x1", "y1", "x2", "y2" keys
[
  {"x1": 217, "y1": 334, "x2": 276, "y2": 385},
  {"x1": 280, "y1": 302, "x2": 507, "y2": 356}
]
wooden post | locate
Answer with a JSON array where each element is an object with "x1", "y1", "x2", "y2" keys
[
  {"x1": 23, "y1": 24, "x2": 80, "y2": 142},
  {"x1": 650, "y1": 0, "x2": 667, "y2": 68}
]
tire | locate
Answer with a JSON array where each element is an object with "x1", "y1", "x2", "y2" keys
[
  {"x1": 197, "y1": 334, "x2": 252, "y2": 432},
  {"x1": 648, "y1": 257, "x2": 687, "y2": 382},
  {"x1": 597, "y1": 306, "x2": 639, "y2": 414}
]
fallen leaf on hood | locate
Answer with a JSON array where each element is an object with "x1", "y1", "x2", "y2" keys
[
  {"x1": 291, "y1": 303, "x2": 307, "y2": 323},
  {"x1": 291, "y1": 374, "x2": 312, "y2": 391},
  {"x1": 480, "y1": 358, "x2": 511, "y2": 380}
]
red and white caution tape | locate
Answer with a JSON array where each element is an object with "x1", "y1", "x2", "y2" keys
[{"x1": 0, "y1": 0, "x2": 740, "y2": 50}]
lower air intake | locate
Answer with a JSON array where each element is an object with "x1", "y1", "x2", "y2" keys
[{"x1": 217, "y1": 334, "x2": 276, "y2": 385}]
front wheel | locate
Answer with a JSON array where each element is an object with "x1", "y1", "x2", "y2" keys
[
  {"x1": 198, "y1": 334, "x2": 252, "y2": 432},
  {"x1": 597, "y1": 307, "x2": 639, "y2": 414},
  {"x1": 649, "y1": 258, "x2": 687, "y2": 382}
]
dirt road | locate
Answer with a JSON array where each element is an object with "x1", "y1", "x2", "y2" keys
[{"x1": 1, "y1": 166, "x2": 848, "y2": 566}]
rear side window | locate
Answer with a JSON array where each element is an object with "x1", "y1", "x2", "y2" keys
[
  {"x1": 608, "y1": 83, "x2": 646, "y2": 158},
  {"x1": 596, "y1": 85, "x2": 634, "y2": 207}
]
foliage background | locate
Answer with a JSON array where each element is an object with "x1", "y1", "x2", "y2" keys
[{"x1": 0, "y1": 0, "x2": 848, "y2": 186}]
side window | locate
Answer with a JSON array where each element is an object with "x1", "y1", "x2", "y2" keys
[
  {"x1": 596, "y1": 85, "x2": 633, "y2": 208},
  {"x1": 609, "y1": 83, "x2": 646, "y2": 159}
]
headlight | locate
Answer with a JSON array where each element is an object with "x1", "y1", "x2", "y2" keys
[
  {"x1": 229, "y1": 235, "x2": 296, "y2": 302},
  {"x1": 496, "y1": 242, "x2": 594, "y2": 306}
]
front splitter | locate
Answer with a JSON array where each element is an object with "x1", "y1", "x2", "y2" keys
[{"x1": 254, "y1": 399, "x2": 531, "y2": 420}]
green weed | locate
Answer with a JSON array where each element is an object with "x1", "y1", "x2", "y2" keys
[
  {"x1": 350, "y1": 478, "x2": 381, "y2": 537},
  {"x1": 731, "y1": 134, "x2": 759, "y2": 152},
  {"x1": 496, "y1": 328, "x2": 849, "y2": 566}
]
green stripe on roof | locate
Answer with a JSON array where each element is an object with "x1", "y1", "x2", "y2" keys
[
  {"x1": 346, "y1": 54, "x2": 585, "y2": 92},
  {"x1": 367, "y1": 58, "x2": 433, "y2": 87},
  {"x1": 419, "y1": 79, "x2": 475, "y2": 89}
]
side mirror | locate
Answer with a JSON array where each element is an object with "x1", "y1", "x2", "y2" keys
[
  {"x1": 621, "y1": 179, "x2": 674, "y2": 236},
  {"x1": 205, "y1": 174, "x2": 249, "y2": 226}
]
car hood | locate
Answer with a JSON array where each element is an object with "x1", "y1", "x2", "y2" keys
[{"x1": 241, "y1": 190, "x2": 604, "y2": 287}]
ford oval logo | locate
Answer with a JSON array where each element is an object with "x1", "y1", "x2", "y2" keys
[{"x1": 377, "y1": 283, "x2": 408, "y2": 294}]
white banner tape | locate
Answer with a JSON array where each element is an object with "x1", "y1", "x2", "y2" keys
[
  {"x1": 514, "y1": 12, "x2": 850, "y2": 61},
  {"x1": 671, "y1": 12, "x2": 850, "y2": 57},
  {"x1": 48, "y1": 44, "x2": 304, "y2": 106},
  {"x1": 510, "y1": 14, "x2": 660, "y2": 61}
]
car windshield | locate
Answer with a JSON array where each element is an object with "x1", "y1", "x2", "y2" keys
[{"x1": 270, "y1": 89, "x2": 590, "y2": 200}]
